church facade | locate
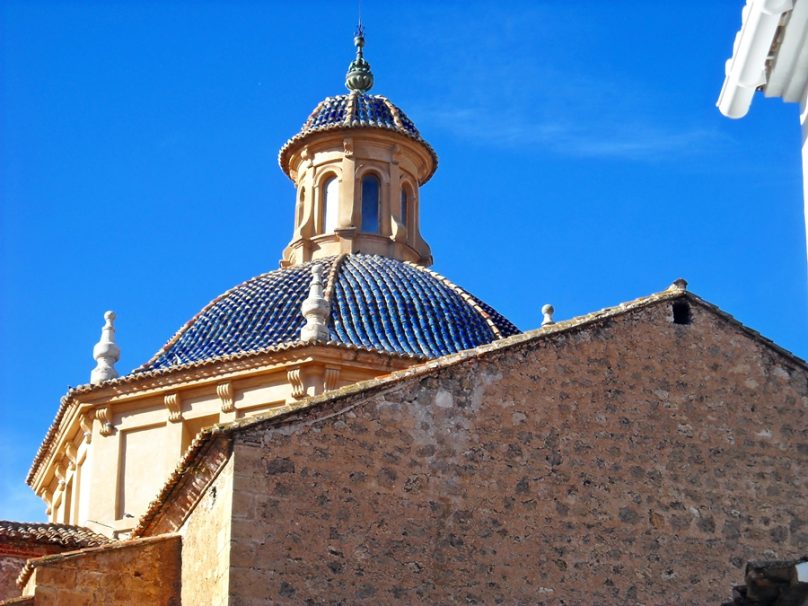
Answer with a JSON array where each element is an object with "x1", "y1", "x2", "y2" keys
[{"x1": 1, "y1": 27, "x2": 807, "y2": 606}]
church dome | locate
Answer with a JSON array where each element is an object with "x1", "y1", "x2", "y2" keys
[
  {"x1": 278, "y1": 91, "x2": 438, "y2": 181},
  {"x1": 137, "y1": 254, "x2": 519, "y2": 371}
]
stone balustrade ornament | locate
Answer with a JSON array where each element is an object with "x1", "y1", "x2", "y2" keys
[
  {"x1": 300, "y1": 264, "x2": 330, "y2": 342},
  {"x1": 90, "y1": 311, "x2": 120, "y2": 385}
]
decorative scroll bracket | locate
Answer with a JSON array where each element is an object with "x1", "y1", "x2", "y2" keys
[
  {"x1": 217, "y1": 382, "x2": 235, "y2": 413},
  {"x1": 288, "y1": 368, "x2": 306, "y2": 399},
  {"x1": 164, "y1": 393, "x2": 182, "y2": 423},
  {"x1": 96, "y1": 406, "x2": 114, "y2": 436},
  {"x1": 324, "y1": 367, "x2": 340, "y2": 392}
]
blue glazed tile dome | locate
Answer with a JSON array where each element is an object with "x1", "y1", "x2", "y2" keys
[
  {"x1": 304, "y1": 93, "x2": 419, "y2": 136},
  {"x1": 278, "y1": 91, "x2": 438, "y2": 182},
  {"x1": 137, "y1": 254, "x2": 519, "y2": 371}
]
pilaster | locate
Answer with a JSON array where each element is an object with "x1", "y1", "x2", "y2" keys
[{"x1": 84, "y1": 411, "x2": 121, "y2": 535}]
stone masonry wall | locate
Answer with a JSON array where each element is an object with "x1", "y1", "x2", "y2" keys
[
  {"x1": 21, "y1": 535, "x2": 180, "y2": 605},
  {"x1": 0, "y1": 545, "x2": 64, "y2": 602},
  {"x1": 228, "y1": 300, "x2": 808, "y2": 605},
  {"x1": 180, "y1": 453, "x2": 234, "y2": 605},
  {"x1": 0, "y1": 555, "x2": 27, "y2": 602}
]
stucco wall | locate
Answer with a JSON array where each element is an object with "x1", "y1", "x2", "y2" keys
[
  {"x1": 179, "y1": 453, "x2": 234, "y2": 605},
  {"x1": 226, "y1": 299, "x2": 808, "y2": 604},
  {"x1": 21, "y1": 535, "x2": 180, "y2": 605}
]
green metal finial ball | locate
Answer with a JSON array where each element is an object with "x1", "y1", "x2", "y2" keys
[{"x1": 345, "y1": 27, "x2": 373, "y2": 93}]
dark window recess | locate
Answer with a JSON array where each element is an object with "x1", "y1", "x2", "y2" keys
[{"x1": 672, "y1": 300, "x2": 692, "y2": 325}]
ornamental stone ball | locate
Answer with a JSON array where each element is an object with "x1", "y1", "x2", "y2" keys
[{"x1": 541, "y1": 304, "x2": 555, "y2": 327}]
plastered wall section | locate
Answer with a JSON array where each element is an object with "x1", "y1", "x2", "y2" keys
[
  {"x1": 21, "y1": 535, "x2": 180, "y2": 605},
  {"x1": 179, "y1": 454, "x2": 234, "y2": 605},
  {"x1": 227, "y1": 300, "x2": 808, "y2": 605}
]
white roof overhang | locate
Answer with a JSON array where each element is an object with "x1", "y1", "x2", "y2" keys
[
  {"x1": 765, "y1": 0, "x2": 808, "y2": 102},
  {"x1": 717, "y1": 0, "x2": 795, "y2": 118}
]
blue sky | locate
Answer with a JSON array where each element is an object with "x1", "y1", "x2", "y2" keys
[{"x1": 1, "y1": 1, "x2": 806, "y2": 521}]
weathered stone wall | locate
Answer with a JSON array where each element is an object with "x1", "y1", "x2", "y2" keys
[
  {"x1": 0, "y1": 545, "x2": 64, "y2": 602},
  {"x1": 0, "y1": 555, "x2": 27, "y2": 602},
  {"x1": 226, "y1": 299, "x2": 808, "y2": 605},
  {"x1": 180, "y1": 453, "x2": 234, "y2": 605},
  {"x1": 21, "y1": 535, "x2": 180, "y2": 605}
]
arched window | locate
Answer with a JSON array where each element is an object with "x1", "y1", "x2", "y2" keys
[
  {"x1": 400, "y1": 186, "x2": 410, "y2": 230},
  {"x1": 323, "y1": 177, "x2": 339, "y2": 233},
  {"x1": 361, "y1": 175, "x2": 380, "y2": 233},
  {"x1": 295, "y1": 187, "x2": 305, "y2": 227}
]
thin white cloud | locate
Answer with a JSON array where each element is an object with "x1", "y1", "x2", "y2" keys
[
  {"x1": 418, "y1": 105, "x2": 724, "y2": 161},
  {"x1": 394, "y1": 7, "x2": 725, "y2": 162}
]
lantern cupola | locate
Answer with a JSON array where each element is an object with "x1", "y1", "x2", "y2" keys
[{"x1": 278, "y1": 27, "x2": 436, "y2": 267}]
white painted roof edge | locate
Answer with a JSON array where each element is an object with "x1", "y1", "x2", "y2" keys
[{"x1": 717, "y1": 0, "x2": 794, "y2": 118}]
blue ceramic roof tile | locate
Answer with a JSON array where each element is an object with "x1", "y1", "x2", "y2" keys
[
  {"x1": 138, "y1": 254, "x2": 519, "y2": 371},
  {"x1": 302, "y1": 92, "x2": 418, "y2": 136},
  {"x1": 278, "y1": 91, "x2": 438, "y2": 183}
]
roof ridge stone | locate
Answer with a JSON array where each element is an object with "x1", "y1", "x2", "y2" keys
[{"x1": 323, "y1": 253, "x2": 347, "y2": 302}]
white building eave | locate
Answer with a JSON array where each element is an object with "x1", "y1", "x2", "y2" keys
[
  {"x1": 765, "y1": 0, "x2": 808, "y2": 103},
  {"x1": 717, "y1": 0, "x2": 794, "y2": 118}
]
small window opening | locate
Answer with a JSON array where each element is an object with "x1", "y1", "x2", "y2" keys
[
  {"x1": 361, "y1": 175, "x2": 380, "y2": 233},
  {"x1": 400, "y1": 188, "x2": 409, "y2": 228},
  {"x1": 672, "y1": 300, "x2": 691, "y2": 325},
  {"x1": 295, "y1": 187, "x2": 305, "y2": 227},
  {"x1": 323, "y1": 177, "x2": 339, "y2": 233}
]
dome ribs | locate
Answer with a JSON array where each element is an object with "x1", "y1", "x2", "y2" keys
[
  {"x1": 137, "y1": 254, "x2": 519, "y2": 371},
  {"x1": 278, "y1": 93, "x2": 439, "y2": 183}
]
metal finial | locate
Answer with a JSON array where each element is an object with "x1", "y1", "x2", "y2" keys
[
  {"x1": 541, "y1": 304, "x2": 555, "y2": 327},
  {"x1": 90, "y1": 310, "x2": 121, "y2": 384},
  {"x1": 345, "y1": 25, "x2": 374, "y2": 93}
]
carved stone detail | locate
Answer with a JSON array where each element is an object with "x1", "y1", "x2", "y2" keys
[
  {"x1": 343, "y1": 137, "x2": 354, "y2": 159},
  {"x1": 324, "y1": 367, "x2": 340, "y2": 392},
  {"x1": 300, "y1": 264, "x2": 330, "y2": 342},
  {"x1": 80, "y1": 413, "x2": 93, "y2": 444},
  {"x1": 288, "y1": 368, "x2": 306, "y2": 399},
  {"x1": 301, "y1": 146, "x2": 314, "y2": 169},
  {"x1": 54, "y1": 464, "x2": 66, "y2": 489},
  {"x1": 217, "y1": 382, "x2": 235, "y2": 413},
  {"x1": 96, "y1": 406, "x2": 114, "y2": 436},
  {"x1": 164, "y1": 393, "x2": 182, "y2": 423},
  {"x1": 39, "y1": 489, "x2": 53, "y2": 517},
  {"x1": 65, "y1": 444, "x2": 77, "y2": 471}
]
